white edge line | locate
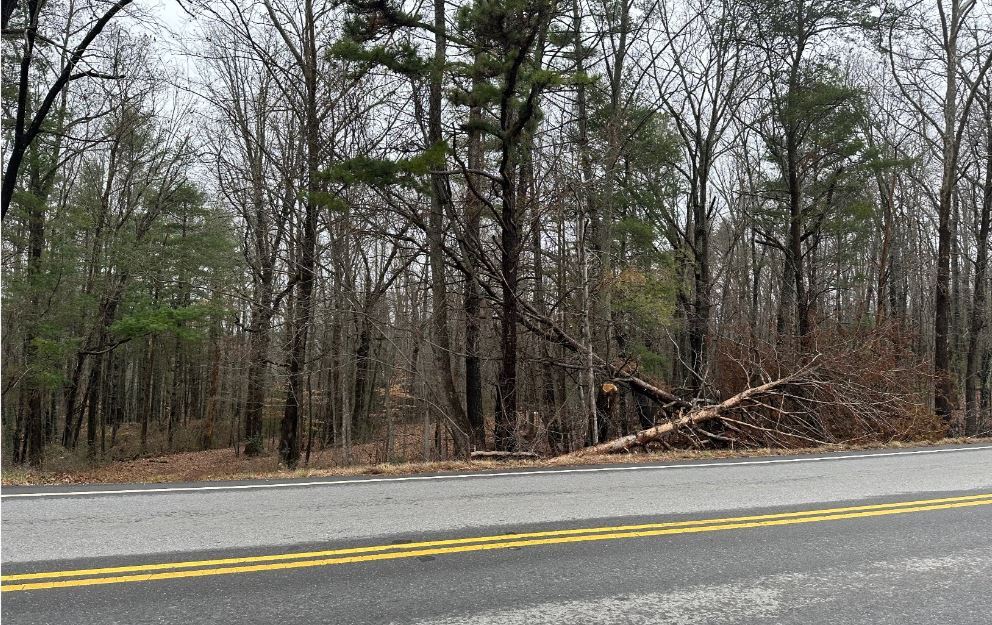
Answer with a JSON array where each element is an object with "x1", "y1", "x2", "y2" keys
[{"x1": 3, "y1": 445, "x2": 991, "y2": 499}]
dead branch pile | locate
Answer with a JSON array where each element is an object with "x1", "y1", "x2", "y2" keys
[
  {"x1": 716, "y1": 325, "x2": 941, "y2": 447},
  {"x1": 571, "y1": 361, "x2": 817, "y2": 456},
  {"x1": 571, "y1": 324, "x2": 943, "y2": 456}
]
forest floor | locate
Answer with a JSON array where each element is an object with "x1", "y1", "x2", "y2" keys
[{"x1": 3, "y1": 436, "x2": 990, "y2": 487}]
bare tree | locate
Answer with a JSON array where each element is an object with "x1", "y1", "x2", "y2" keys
[
  {"x1": 2, "y1": 0, "x2": 136, "y2": 221},
  {"x1": 887, "y1": 0, "x2": 992, "y2": 423}
]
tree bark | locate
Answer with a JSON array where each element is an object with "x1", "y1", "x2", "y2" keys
[
  {"x1": 21, "y1": 168, "x2": 45, "y2": 465},
  {"x1": 202, "y1": 331, "x2": 221, "y2": 450},
  {"x1": 351, "y1": 316, "x2": 373, "y2": 437},
  {"x1": 462, "y1": 97, "x2": 485, "y2": 450},
  {"x1": 427, "y1": 0, "x2": 473, "y2": 455},
  {"x1": 243, "y1": 218, "x2": 276, "y2": 454},
  {"x1": 84, "y1": 353, "x2": 103, "y2": 456},
  {"x1": 495, "y1": 161, "x2": 520, "y2": 451},
  {"x1": 274, "y1": 0, "x2": 320, "y2": 469},
  {"x1": 572, "y1": 0, "x2": 598, "y2": 445},
  {"x1": 965, "y1": 108, "x2": 991, "y2": 434},
  {"x1": 933, "y1": 0, "x2": 962, "y2": 424}
]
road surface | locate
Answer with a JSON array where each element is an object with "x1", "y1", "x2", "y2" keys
[{"x1": 2, "y1": 444, "x2": 991, "y2": 624}]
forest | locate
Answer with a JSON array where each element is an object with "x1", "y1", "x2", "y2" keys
[{"x1": 2, "y1": 0, "x2": 990, "y2": 471}]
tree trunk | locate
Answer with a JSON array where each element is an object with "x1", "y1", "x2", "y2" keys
[
  {"x1": 84, "y1": 353, "x2": 103, "y2": 456},
  {"x1": 495, "y1": 175, "x2": 520, "y2": 451},
  {"x1": 460, "y1": 55, "x2": 486, "y2": 451},
  {"x1": 688, "y1": 168, "x2": 711, "y2": 397},
  {"x1": 243, "y1": 301, "x2": 273, "y2": 454},
  {"x1": 423, "y1": 0, "x2": 473, "y2": 456},
  {"x1": 965, "y1": 116, "x2": 991, "y2": 435},
  {"x1": 573, "y1": 0, "x2": 598, "y2": 446},
  {"x1": 277, "y1": 0, "x2": 320, "y2": 469},
  {"x1": 202, "y1": 332, "x2": 221, "y2": 450},
  {"x1": 528, "y1": 150, "x2": 559, "y2": 451},
  {"x1": 351, "y1": 317, "x2": 372, "y2": 437},
  {"x1": 168, "y1": 336, "x2": 182, "y2": 450},
  {"x1": 934, "y1": 0, "x2": 962, "y2": 424},
  {"x1": 140, "y1": 336, "x2": 154, "y2": 454},
  {"x1": 22, "y1": 180, "x2": 45, "y2": 466}
]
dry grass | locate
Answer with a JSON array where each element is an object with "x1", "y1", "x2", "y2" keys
[{"x1": 3, "y1": 436, "x2": 989, "y2": 487}]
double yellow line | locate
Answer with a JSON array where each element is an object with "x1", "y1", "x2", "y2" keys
[{"x1": 3, "y1": 492, "x2": 991, "y2": 593}]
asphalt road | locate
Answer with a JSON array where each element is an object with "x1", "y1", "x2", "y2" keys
[{"x1": 2, "y1": 444, "x2": 991, "y2": 624}]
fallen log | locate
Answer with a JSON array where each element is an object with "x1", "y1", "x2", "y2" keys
[
  {"x1": 568, "y1": 365, "x2": 815, "y2": 457},
  {"x1": 470, "y1": 450, "x2": 540, "y2": 461}
]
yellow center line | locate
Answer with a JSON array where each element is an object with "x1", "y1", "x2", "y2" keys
[
  {"x1": 3, "y1": 493, "x2": 990, "y2": 592},
  {"x1": 4, "y1": 492, "x2": 990, "y2": 583}
]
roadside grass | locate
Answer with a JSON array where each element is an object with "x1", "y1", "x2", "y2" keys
[{"x1": 3, "y1": 436, "x2": 989, "y2": 487}]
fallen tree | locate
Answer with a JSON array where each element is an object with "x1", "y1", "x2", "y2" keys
[
  {"x1": 569, "y1": 359, "x2": 819, "y2": 456},
  {"x1": 469, "y1": 450, "x2": 540, "y2": 461},
  {"x1": 415, "y1": 205, "x2": 937, "y2": 453}
]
